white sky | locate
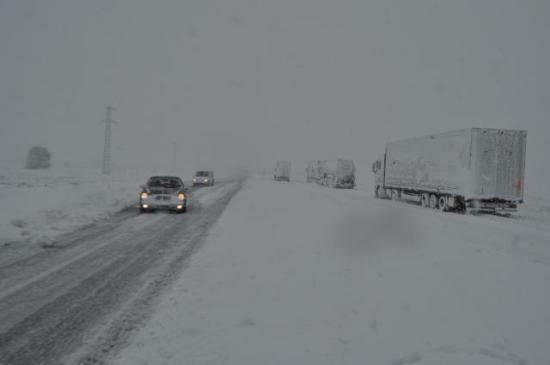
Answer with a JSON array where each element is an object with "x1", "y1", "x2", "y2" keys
[{"x1": 1, "y1": 0, "x2": 549, "y2": 193}]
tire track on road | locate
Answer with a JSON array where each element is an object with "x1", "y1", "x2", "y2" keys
[{"x1": 0, "y1": 179, "x2": 243, "y2": 365}]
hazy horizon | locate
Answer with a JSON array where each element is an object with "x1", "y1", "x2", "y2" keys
[{"x1": 1, "y1": 0, "x2": 549, "y2": 194}]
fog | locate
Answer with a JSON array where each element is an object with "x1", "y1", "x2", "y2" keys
[{"x1": 1, "y1": 0, "x2": 549, "y2": 194}]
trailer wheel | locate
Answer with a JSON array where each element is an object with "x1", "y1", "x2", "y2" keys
[
  {"x1": 438, "y1": 195, "x2": 449, "y2": 212},
  {"x1": 429, "y1": 194, "x2": 439, "y2": 209},
  {"x1": 421, "y1": 193, "x2": 430, "y2": 208}
]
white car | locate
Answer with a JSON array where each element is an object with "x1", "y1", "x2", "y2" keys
[
  {"x1": 139, "y1": 176, "x2": 187, "y2": 213},
  {"x1": 192, "y1": 171, "x2": 214, "y2": 186}
]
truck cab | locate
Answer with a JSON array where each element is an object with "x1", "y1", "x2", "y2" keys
[{"x1": 274, "y1": 161, "x2": 291, "y2": 182}]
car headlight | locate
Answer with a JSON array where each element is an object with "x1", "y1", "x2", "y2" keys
[
  {"x1": 178, "y1": 193, "x2": 185, "y2": 200},
  {"x1": 204, "y1": 179, "x2": 208, "y2": 182},
  {"x1": 193, "y1": 178, "x2": 197, "y2": 182},
  {"x1": 141, "y1": 192, "x2": 148, "y2": 199}
]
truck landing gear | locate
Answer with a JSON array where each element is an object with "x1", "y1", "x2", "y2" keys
[
  {"x1": 391, "y1": 189, "x2": 401, "y2": 201},
  {"x1": 429, "y1": 194, "x2": 439, "y2": 209}
]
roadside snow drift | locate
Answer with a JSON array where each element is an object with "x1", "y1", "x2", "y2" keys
[
  {"x1": 0, "y1": 165, "x2": 143, "y2": 247},
  {"x1": 114, "y1": 176, "x2": 550, "y2": 365}
]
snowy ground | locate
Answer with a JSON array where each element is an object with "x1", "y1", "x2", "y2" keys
[
  {"x1": 114, "y1": 175, "x2": 550, "y2": 365},
  {"x1": 0, "y1": 178, "x2": 243, "y2": 364},
  {"x1": 0, "y1": 161, "x2": 217, "y2": 248},
  {"x1": 0, "y1": 164, "x2": 146, "y2": 247}
]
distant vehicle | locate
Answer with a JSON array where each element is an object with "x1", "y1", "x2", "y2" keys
[
  {"x1": 307, "y1": 159, "x2": 356, "y2": 188},
  {"x1": 274, "y1": 161, "x2": 291, "y2": 182},
  {"x1": 193, "y1": 171, "x2": 214, "y2": 186},
  {"x1": 306, "y1": 161, "x2": 321, "y2": 183},
  {"x1": 139, "y1": 176, "x2": 187, "y2": 213},
  {"x1": 373, "y1": 128, "x2": 527, "y2": 213}
]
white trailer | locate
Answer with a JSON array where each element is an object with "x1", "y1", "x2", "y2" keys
[
  {"x1": 373, "y1": 128, "x2": 527, "y2": 212},
  {"x1": 274, "y1": 160, "x2": 291, "y2": 182},
  {"x1": 309, "y1": 159, "x2": 356, "y2": 189}
]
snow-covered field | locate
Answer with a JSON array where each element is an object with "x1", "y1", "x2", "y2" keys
[
  {"x1": 114, "y1": 175, "x2": 550, "y2": 365},
  {"x1": 0, "y1": 163, "x2": 147, "y2": 247}
]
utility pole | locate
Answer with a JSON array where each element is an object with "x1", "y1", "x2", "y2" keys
[{"x1": 101, "y1": 106, "x2": 117, "y2": 175}]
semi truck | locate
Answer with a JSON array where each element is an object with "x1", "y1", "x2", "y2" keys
[
  {"x1": 372, "y1": 128, "x2": 527, "y2": 213},
  {"x1": 307, "y1": 159, "x2": 356, "y2": 188},
  {"x1": 274, "y1": 160, "x2": 291, "y2": 182}
]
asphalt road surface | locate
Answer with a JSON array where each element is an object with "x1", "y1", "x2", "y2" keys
[{"x1": 0, "y1": 180, "x2": 242, "y2": 365}]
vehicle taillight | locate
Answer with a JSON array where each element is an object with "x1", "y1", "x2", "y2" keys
[{"x1": 516, "y1": 180, "x2": 523, "y2": 194}]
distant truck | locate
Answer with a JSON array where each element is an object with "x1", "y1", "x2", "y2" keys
[
  {"x1": 306, "y1": 159, "x2": 356, "y2": 188},
  {"x1": 274, "y1": 161, "x2": 291, "y2": 182},
  {"x1": 372, "y1": 128, "x2": 527, "y2": 213}
]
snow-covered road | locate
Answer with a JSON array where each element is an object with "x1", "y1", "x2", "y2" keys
[
  {"x1": 114, "y1": 176, "x2": 550, "y2": 365},
  {"x1": 0, "y1": 180, "x2": 243, "y2": 365}
]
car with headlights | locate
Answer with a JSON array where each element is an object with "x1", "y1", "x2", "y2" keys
[
  {"x1": 139, "y1": 176, "x2": 187, "y2": 213},
  {"x1": 192, "y1": 170, "x2": 214, "y2": 186}
]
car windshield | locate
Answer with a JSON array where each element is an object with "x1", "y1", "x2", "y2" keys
[
  {"x1": 195, "y1": 171, "x2": 209, "y2": 177},
  {"x1": 147, "y1": 177, "x2": 182, "y2": 188}
]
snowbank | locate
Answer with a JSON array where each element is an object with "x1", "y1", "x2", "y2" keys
[
  {"x1": 114, "y1": 176, "x2": 550, "y2": 365},
  {"x1": 0, "y1": 164, "x2": 144, "y2": 246}
]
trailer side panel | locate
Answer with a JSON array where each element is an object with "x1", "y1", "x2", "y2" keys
[{"x1": 385, "y1": 129, "x2": 472, "y2": 195}]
